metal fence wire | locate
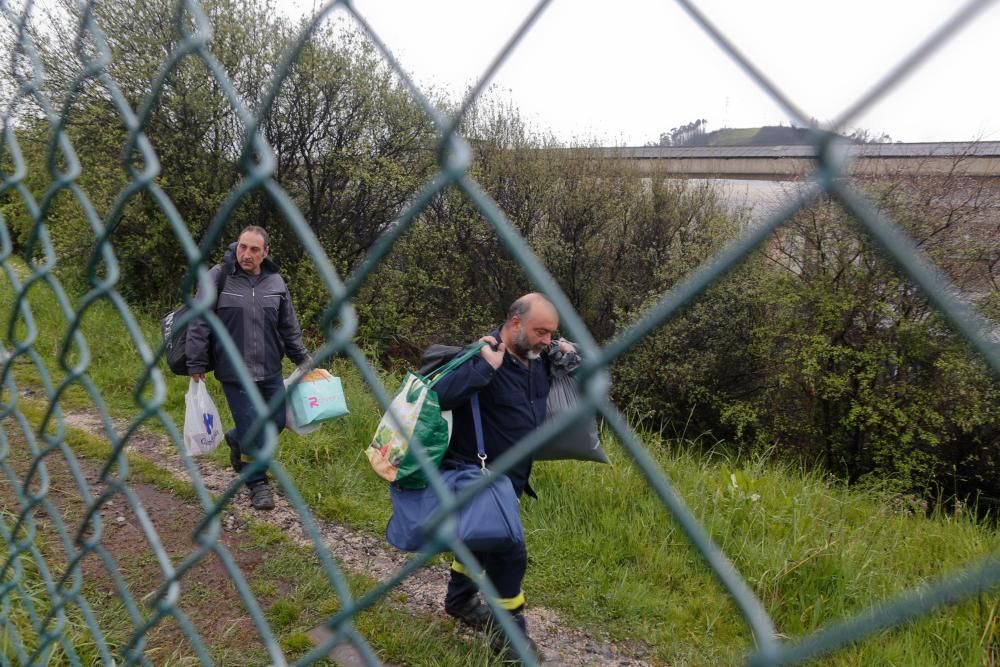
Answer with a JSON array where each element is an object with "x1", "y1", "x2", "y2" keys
[{"x1": 2, "y1": 0, "x2": 999, "y2": 665}]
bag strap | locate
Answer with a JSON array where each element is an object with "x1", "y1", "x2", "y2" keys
[
  {"x1": 471, "y1": 393, "x2": 486, "y2": 471},
  {"x1": 213, "y1": 260, "x2": 231, "y2": 310},
  {"x1": 427, "y1": 341, "x2": 486, "y2": 388},
  {"x1": 424, "y1": 341, "x2": 489, "y2": 471}
]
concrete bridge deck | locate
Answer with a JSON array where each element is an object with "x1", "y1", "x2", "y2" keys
[{"x1": 577, "y1": 142, "x2": 1000, "y2": 180}]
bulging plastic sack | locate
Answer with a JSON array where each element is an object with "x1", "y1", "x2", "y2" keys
[
  {"x1": 183, "y1": 379, "x2": 225, "y2": 456},
  {"x1": 538, "y1": 340, "x2": 609, "y2": 463}
]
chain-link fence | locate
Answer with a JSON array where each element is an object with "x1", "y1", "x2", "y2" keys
[{"x1": 1, "y1": 0, "x2": 999, "y2": 664}]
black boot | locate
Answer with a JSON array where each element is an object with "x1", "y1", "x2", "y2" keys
[
  {"x1": 444, "y1": 569, "x2": 494, "y2": 630},
  {"x1": 248, "y1": 480, "x2": 275, "y2": 510},
  {"x1": 446, "y1": 595, "x2": 495, "y2": 630},
  {"x1": 489, "y1": 610, "x2": 542, "y2": 664}
]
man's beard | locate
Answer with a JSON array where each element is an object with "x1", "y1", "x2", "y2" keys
[{"x1": 513, "y1": 328, "x2": 541, "y2": 360}]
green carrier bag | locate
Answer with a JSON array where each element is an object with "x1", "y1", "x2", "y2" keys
[{"x1": 366, "y1": 343, "x2": 484, "y2": 489}]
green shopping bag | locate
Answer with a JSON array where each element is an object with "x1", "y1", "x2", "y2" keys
[{"x1": 366, "y1": 343, "x2": 483, "y2": 489}]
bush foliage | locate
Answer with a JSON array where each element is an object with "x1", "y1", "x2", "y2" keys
[{"x1": 2, "y1": 0, "x2": 997, "y2": 504}]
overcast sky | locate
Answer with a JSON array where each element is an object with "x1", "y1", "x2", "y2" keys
[{"x1": 281, "y1": 0, "x2": 1000, "y2": 146}]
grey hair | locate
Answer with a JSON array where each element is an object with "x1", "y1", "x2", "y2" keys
[{"x1": 239, "y1": 225, "x2": 269, "y2": 248}]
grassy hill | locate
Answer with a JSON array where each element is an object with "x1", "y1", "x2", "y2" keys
[{"x1": 683, "y1": 125, "x2": 834, "y2": 147}]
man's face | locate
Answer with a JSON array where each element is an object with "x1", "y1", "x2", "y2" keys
[
  {"x1": 511, "y1": 306, "x2": 558, "y2": 360},
  {"x1": 236, "y1": 231, "x2": 268, "y2": 275}
]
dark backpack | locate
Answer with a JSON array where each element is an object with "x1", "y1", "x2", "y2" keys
[
  {"x1": 160, "y1": 263, "x2": 230, "y2": 375},
  {"x1": 417, "y1": 344, "x2": 468, "y2": 377}
]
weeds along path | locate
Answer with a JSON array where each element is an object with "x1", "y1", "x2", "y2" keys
[{"x1": 59, "y1": 406, "x2": 653, "y2": 666}]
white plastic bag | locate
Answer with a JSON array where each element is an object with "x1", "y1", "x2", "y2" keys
[
  {"x1": 284, "y1": 367, "x2": 321, "y2": 436},
  {"x1": 183, "y1": 379, "x2": 225, "y2": 456}
]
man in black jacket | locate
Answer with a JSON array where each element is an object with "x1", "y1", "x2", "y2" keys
[
  {"x1": 431, "y1": 292, "x2": 573, "y2": 656},
  {"x1": 186, "y1": 226, "x2": 310, "y2": 510}
]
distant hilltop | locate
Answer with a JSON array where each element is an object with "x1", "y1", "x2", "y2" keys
[
  {"x1": 655, "y1": 121, "x2": 892, "y2": 147},
  {"x1": 695, "y1": 125, "x2": 820, "y2": 146},
  {"x1": 673, "y1": 125, "x2": 847, "y2": 147}
]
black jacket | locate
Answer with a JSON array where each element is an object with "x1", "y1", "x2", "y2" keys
[
  {"x1": 185, "y1": 255, "x2": 308, "y2": 382},
  {"x1": 430, "y1": 329, "x2": 551, "y2": 497}
]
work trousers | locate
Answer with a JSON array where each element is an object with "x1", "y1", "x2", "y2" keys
[
  {"x1": 220, "y1": 374, "x2": 286, "y2": 487},
  {"x1": 445, "y1": 541, "x2": 529, "y2": 613}
]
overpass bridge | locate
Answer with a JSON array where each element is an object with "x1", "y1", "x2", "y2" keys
[{"x1": 581, "y1": 142, "x2": 1000, "y2": 180}]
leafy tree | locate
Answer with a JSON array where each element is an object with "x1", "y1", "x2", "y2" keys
[
  {"x1": 2, "y1": 0, "x2": 435, "y2": 321},
  {"x1": 846, "y1": 128, "x2": 894, "y2": 144},
  {"x1": 740, "y1": 173, "x2": 999, "y2": 498},
  {"x1": 607, "y1": 161, "x2": 999, "y2": 504},
  {"x1": 609, "y1": 177, "x2": 766, "y2": 439},
  {"x1": 658, "y1": 118, "x2": 708, "y2": 147},
  {"x1": 6, "y1": 0, "x2": 997, "y2": 507},
  {"x1": 256, "y1": 21, "x2": 436, "y2": 278}
]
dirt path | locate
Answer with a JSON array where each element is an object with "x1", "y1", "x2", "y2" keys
[{"x1": 60, "y1": 408, "x2": 653, "y2": 666}]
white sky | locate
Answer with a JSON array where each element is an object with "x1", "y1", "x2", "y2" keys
[{"x1": 280, "y1": 0, "x2": 1000, "y2": 146}]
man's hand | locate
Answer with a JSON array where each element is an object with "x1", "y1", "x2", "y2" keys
[
  {"x1": 478, "y1": 335, "x2": 505, "y2": 369},
  {"x1": 557, "y1": 337, "x2": 576, "y2": 354},
  {"x1": 191, "y1": 373, "x2": 205, "y2": 382}
]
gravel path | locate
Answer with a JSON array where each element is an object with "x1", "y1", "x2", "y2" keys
[{"x1": 62, "y1": 409, "x2": 653, "y2": 666}]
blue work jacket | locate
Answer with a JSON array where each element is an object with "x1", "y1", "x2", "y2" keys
[{"x1": 433, "y1": 330, "x2": 550, "y2": 497}]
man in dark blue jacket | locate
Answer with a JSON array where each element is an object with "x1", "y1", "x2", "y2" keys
[
  {"x1": 187, "y1": 226, "x2": 310, "y2": 510},
  {"x1": 432, "y1": 292, "x2": 573, "y2": 654}
]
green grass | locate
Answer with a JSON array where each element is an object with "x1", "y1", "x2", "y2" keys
[
  {"x1": 528, "y1": 437, "x2": 1000, "y2": 664},
  {"x1": 7, "y1": 389, "x2": 506, "y2": 666},
  {"x1": 3, "y1": 258, "x2": 1000, "y2": 665},
  {"x1": 707, "y1": 127, "x2": 761, "y2": 146},
  {"x1": 0, "y1": 509, "x2": 113, "y2": 665},
  {"x1": 243, "y1": 518, "x2": 500, "y2": 666}
]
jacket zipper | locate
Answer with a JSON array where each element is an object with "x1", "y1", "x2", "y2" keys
[
  {"x1": 251, "y1": 286, "x2": 258, "y2": 379},
  {"x1": 528, "y1": 359, "x2": 536, "y2": 426}
]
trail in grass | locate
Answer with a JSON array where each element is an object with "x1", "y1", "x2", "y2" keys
[{"x1": 61, "y1": 407, "x2": 653, "y2": 666}]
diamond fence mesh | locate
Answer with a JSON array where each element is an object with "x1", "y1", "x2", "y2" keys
[{"x1": 1, "y1": 0, "x2": 999, "y2": 665}]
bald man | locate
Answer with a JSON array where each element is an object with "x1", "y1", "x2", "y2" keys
[{"x1": 431, "y1": 292, "x2": 574, "y2": 658}]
